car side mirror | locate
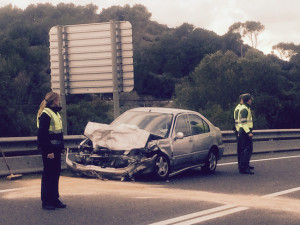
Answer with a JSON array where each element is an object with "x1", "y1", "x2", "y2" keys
[{"x1": 174, "y1": 132, "x2": 184, "y2": 140}]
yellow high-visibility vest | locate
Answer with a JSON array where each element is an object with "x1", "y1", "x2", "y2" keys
[
  {"x1": 37, "y1": 108, "x2": 63, "y2": 134},
  {"x1": 238, "y1": 105, "x2": 253, "y2": 133},
  {"x1": 234, "y1": 104, "x2": 242, "y2": 131}
]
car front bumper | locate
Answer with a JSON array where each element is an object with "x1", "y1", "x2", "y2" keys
[{"x1": 66, "y1": 148, "x2": 156, "y2": 180}]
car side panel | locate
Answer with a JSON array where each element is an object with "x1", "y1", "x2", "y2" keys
[
  {"x1": 170, "y1": 114, "x2": 195, "y2": 171},
  {"x1": 191, "y1": 133, "x2": 213, "y2": 163},
  {"x1": 171, "y1": 136, "x2": 194, "y2": 170}
]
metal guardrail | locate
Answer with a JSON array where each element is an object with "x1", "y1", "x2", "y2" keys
[
  {"x1": 0, "y1": 135, "x2": 85, "y2": 154},
  {"x1": 222, "y1": 129, "x2": 300, "y2": 154},
  {"x1": 1, "y1": 129, "x2": 300, "y2": 176},
  {"x1": 0, "y1": 135, "x2": 86, "y2": 176}
]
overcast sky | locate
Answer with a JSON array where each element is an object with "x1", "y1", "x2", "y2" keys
[{"x1": 1, "y1": 0, "x2": 299, "y2": 54}]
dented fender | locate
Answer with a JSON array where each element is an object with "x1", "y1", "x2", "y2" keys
[
  {"x1": 66, "y1": 148, "x2": 158, "y2": 181},
  {"x1": 150, "y1": 138, "x2": 173, "y2": 158}
]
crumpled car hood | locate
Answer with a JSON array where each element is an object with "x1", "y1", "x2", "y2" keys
[{"x1": 84, "y1": 122, "x2": 151, "y2": 151}]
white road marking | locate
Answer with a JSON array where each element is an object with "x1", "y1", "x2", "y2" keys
[
  {"x1": 1, "y1": 154, "x2": 300, "y2": 225},
  {"x1": 219, "y1": 154, "x2": 300, "y2": 166},
  {"x1": 0, "y1": 187, "x2": 27, "y2": 193},
  {"x1": 148, "y1": 205, "x2": 237, "y2": 225},
  {"x1": 173, "y1": 207, "x2": 249, "y2": 225},
  {"x1": 149, "y1": 153, "x2": 300, "y2": 225},
  {"x1": 262, "y1": 187, "x2": 300, "y2": 198},
  {"x1": 136, "y1": 197, "x2": 161, "y2": 199},
  {"x1": 149, "y1": 185, "x2": 300, "y2": 225}
]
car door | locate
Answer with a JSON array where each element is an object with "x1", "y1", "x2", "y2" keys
[
  {"x1": 171, "y1": 114, "x2": 194, "y2": 170},
  {"x1": 188, "y1": 114, "x2": 213, "y2": 164}
]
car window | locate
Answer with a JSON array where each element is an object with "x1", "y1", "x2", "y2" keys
[
  {"x1": 174, "y1": 114, "x2": 191, "y2": 137},
  {"x1": 111, "y1": 111, "x2": 173, "y2": 138},
  {"x1": 188, "y1": 114, "x2": 210, "y2": 134},
  {"x1": 202, "y1": 119, "x2": 210, "y2": 133}
]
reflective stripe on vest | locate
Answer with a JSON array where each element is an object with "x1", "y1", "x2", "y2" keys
[
  {"x1": 238, "y1": 105, "x2": 253, "y2": 133},
  {"x1": 234, "y1": 104, "x2": 242, "y2": 131},
  {"x1": 37, "y1": 108, "x2": 63, "y2": 134}
]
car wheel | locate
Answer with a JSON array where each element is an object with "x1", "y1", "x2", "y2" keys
[
  {"x1": 202, "y1": 150, "x2": 217, "y2": 174},
  {"x1": 154, "y1": 153, "x2": 170, "y2": 180}
]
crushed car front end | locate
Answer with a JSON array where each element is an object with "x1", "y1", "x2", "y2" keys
[{"x1": 66, "y1": 137, "x2": 160, "y2": 181}]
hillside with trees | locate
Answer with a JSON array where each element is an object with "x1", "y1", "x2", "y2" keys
[{"x1": 0, "y1": 3, "x2": 299, "y2": 137}]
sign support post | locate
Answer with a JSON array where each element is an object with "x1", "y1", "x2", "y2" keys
[
  {"x1": 110, "y1": 20, "x2": 120, "y2": 119},
  {"x1": 57, "y1": 25, "x2": 68, "y2": 134}
]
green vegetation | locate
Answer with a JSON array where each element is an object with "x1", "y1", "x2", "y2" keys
[{"x1": 0, "y1": 3, "x2": 299, "y2": 136}]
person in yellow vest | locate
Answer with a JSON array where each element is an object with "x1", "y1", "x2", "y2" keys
[
  {"x1": 233, "y1": 94, "x2": 244, "y2": 171},
  {"x1": 37, "y1": 91, "x2": 66, "y2": 210},
  {"x1": 238, "y1": 93, "x2": 254, "y2": 174}
]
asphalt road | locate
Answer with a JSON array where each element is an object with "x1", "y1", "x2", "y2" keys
[{"x1": 1, "y1": 151, "x2": 300, "y2": 225}]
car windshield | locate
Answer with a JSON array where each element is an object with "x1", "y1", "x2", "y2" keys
[{"x1": 111, "y1": 111, "x2": 173, "y2": 138}]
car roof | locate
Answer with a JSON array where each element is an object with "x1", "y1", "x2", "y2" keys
[{"x1": 127, "y1": 107, "x2": 196, "y2": 115}]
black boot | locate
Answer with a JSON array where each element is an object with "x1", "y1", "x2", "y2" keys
[
  {"x1": 240, "y1": 168, "x2": 254, "y2": 174},
  {"x1": 54, "y1": 199, "x2": 67, "y2": 208},
  {"x1": 42, "y1": 203, "x2": 56, "y2": 210}
]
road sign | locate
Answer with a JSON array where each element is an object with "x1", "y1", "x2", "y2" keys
[{"x1": 49, "y1": 21, "x2": 134, "y2": 94}]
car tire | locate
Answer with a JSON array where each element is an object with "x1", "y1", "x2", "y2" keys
[
  {"x1": 202, "y1": 150, "x2": 217, "y2": 174},
  {"x1": 154, "y1": 153, "x2": 170, "y2": 180}
]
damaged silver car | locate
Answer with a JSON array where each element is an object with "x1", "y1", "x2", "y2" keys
[{"x1": 66, "y1": 107, "x2": 224, "y2": 181}]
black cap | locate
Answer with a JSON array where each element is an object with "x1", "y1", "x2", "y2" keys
[
  {"x1": 242, "y1": 93, "x2": 253, "y2": 103},
  {"x1": 238, "y1": 94, "x2": 244, "y2": 101}
]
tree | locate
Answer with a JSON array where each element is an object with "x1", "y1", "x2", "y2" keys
[
  {"x1": 174, "y1": 50, "x2": 241, "y2": 129},
  {"x1": 227, "y1": 21, "x2": 265, "y2": 54},
  {"x1": 134, "y1": 23, "x2": 221, "y2": 98},
  {"x1": 0, "y1": 4, "x2": 299, "y2": 136},
  {"x1": 221, "y1": 31, "x2": 245, "y2": 57},
  {"x1": 174, "y1": 49, "x2": 295, "y2": 130},
  {"x1": 243, "y1": 21, "x2": 265, "y2": 49},
  {"x1": 0, "y1": 3, "x2": 101, "y2": 136},
  {"x1": 272, "y1": 42, "x2": 300, "y2": 61},
  {"x1": 67, "y1": 98, "x2": 113, "y2": 135}
]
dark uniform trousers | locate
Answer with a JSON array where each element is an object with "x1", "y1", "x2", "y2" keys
[
  {"x1": 41, "y1": 150, "x2": 61, "y2": 205},
  {"x1": 236, "y1": 131, "x2": 242, "y2": 169},
  {"x1": 238, "y1": 129, "x2": 253, "y2": 171}
]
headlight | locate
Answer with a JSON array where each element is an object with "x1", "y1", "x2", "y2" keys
[
  {"x1": 147, "y1": 141, "x2": 159, "y2": 151},
  {"x1": 78, "y1": 138, "x2": 92, "y2": 151}
]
